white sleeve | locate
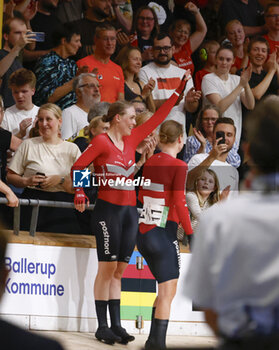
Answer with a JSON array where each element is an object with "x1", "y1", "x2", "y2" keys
[
  {"x1": 201, "y1": 74, "x2": 220, "y2": 97},
  {"x1": 185, "y1": 77, "x2": 194, "y2": 95},
  {"x1": 187, "y1": 155, "x2": 203, "y2": 172},
  {"x1": 1, "y1": 112, "x2": 10, "y2": 131},
  {"x1": 138, "y1": 68, "x2": 149, "y2": 85},
  {"x1": 8, "y1": 141, "x2": 27, "y2": 175},
  {"x1": 61, "y1": 109, "x2": 75, "y2": 140},
  {"x1": 186, "y1": 192, "x2": 202, "y2": 220}
]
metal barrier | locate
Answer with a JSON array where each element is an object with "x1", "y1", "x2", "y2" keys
[{"x1": 0, "y1": 198, "x2": 95, "y2": 237}]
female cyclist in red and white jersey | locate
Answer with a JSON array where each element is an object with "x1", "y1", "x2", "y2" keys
[
  {"x1": 72, "y1": 76, "x2": 188, "y2": 345},
  {"x1": 137, "y1": 120, "x2": 193, "y2": 350}
]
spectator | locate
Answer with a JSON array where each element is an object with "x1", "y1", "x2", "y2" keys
[
  {"x1": 77, "y1": 24, "x2": 125, "y2": 103},
  {"x1": 194, "y1": 40, "x2": 220, "y2": 91},
  {"x1": 6, "y1": 103, "x2": 82, "y2": 234},
  {"x1": 0, "y1": 229, "x2": 65, "y2": 349},
  {"x1": 67, "y1": 101, "x2": 110, "y2": 149},
  {"x1": 34, "y1": 23, "x2": 82, "y2": 110},
  {"x1": 186, "y1": 169, "x2": 229, "y2": 233},
  {"x1": 132, "y1": 1, "x2": 174, "y2": 32},
  {"x1": 186, "y1": 117, "x2": 239, "y2": 199},
  {"x1": 110, "y1": 0, "x2": 133, "y2": 33},
  {"x1": 115, "y1": 45, "x2": 156, "y2": 112},
  {"x1": 169, "y1": 2, "x2": 207, "y2": 75},
  {"x1": 139, "y1": 33, "x2": 201, "y2": 148},
  {"x1": 0, "y1": 95, "x2": 21, "y2": 211},
  {"x1": 225, "y1": 20, "x2": 249, "y2": 74},
  {"x1": 74, "y1": 115, "x2": 110, "y2": 153},
  {"x1": 56, "y1": 0, "x2": 85, "y2": 24},
  {"x1": 185, "y1": 99, "x2": 279, "y2": 349},
  {"x1": 202, "y1": 46, "x2": 255, "y2": 148},
  {"x1": 2, "y1": 68, "x2": 39, "y2": 139},
  {"x1": 30, "y1": 0, "x2": 63, "y2": 51},
  {"x1": 0, "y1": 95, "x2": 21, "y2": 181},
  {"x1": 130, "y1": 6, "x2": 159, "y2": 65},
  {"x1": 184, "y1": 104, "x2": 241, "y2": 168},
  {"x1": 61, "y1": 73, "x2": 101, "y2": 140},
  {"x1": 71, "y1": 0, "x2": 113, "y2": 59},
  {"x1": 219, "y1": 0, "x2": 265, "y2": 37},
  {"x1": 246, "y1": 36, "x2": 279, "y2": 101},
  {"x1": 263, "y1": 3, "x2": 279, "y2": 54},
  {"x1": 0, "y1": 17, "x2": 34, "y2": 107}
]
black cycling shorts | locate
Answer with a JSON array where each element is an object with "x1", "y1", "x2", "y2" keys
[
  {"x1": 137, "y1": 221, "x2": 180, "y2": 284},
  {"x1": 91, "y1": 199, "x2": 139, "y2": 262}
]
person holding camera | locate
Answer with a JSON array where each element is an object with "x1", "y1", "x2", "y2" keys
[
  {"x1": 186, "y1": 117, "x2": 239, "y2": 199},
  {"x1": 184, "y1": 104, "x2": 241, "y2": 168}
]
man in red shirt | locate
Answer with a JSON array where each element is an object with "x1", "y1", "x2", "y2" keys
[
  {"x1": 264, "y1": 3, "x2": 279, "y2": 54},
  {"x1": 77, "y1": 24, "x2": 124, "y2": 103}
]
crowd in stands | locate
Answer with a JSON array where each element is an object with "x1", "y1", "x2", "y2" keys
[{"x1": 0, "y1": 0, "x2": 278, "y2": 237}]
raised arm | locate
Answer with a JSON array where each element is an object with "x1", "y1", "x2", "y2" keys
[
  {"x1": 131, "y1": 75, "x2": 189, "y2": 147},
  {"x1": 186, "y1": 2, "x2": 207, "y2": 53}
]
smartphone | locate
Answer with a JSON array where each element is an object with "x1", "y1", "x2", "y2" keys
[
  {"x1": 30, "y1": 32, "x2": 45, "y2": 42},
  {"x1": 35, "y1": 172, "x2": 45, "y2": 188},
  {"x1": 216, "y1": 131, "x2": 225, "y2": 145}
]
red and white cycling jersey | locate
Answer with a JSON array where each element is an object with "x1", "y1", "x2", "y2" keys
[{"x1": 138, "y1": 152, "x2": 193, "y2": 235}]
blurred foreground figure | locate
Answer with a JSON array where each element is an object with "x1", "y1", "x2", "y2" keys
[{"x1": 185, "y1": 97, "x2": 279, "y2": 350}]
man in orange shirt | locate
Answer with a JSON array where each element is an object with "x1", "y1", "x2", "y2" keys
[{"x1": 77, "y1": 24, "x2": 124, "y2": 103}]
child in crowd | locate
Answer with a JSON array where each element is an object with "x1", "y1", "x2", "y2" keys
[
  {"x1": 186, "y1": 169, "x2": 229, "y2": 232},
  {"x1": 194, "y1": 40, "x2": 220, "y2": 91}
]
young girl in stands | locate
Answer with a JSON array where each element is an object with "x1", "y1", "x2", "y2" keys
[
  {"x1": 186, "y1": 169, "x2": 229, "y2": 232},
  {"x1": 194, "y1": 40, "x2": 220, "y2": 91}
]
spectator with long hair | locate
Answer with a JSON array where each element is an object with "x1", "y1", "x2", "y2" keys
[
  {"x1": 116, "y1": 45, "x2": 155, "y2": 112},
  {"x1": 7, "y1": 103, "x2": 82, "y2": 234},
  {"x1": 186, "y1": 169, "x2": 229, "y2": 233},
  {"x1": 130, "y1": 6, "x2": 159, "y2": 64},
  {"x1": 202, "y1": 46, "x2": 255, "y2": 147}
]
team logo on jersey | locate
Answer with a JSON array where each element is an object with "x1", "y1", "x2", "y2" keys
[{"x1": 73, "y1": 169, "x2": 91, "y2": 188}]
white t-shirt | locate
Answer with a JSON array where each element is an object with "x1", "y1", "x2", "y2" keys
[
  {"x1": 202, "y1": 73, "x2": 242, "y2": 147},
  {"x1": 61, "y1": 104, "x2": 88, "y2": 140},
  {"x1": 139, "y1": 62, "x2": 194, "y2": 143},
  {"x1": 8, "y1": 136, "x2": 81, "y2": 192},
  {"x1": 188, "y1": 153, "x2": 239, "y2": 197},
  {"x1": 185, "y1": 190, "x2": 279, "y2": 337},
  {"x1": 2, "y1": 104, "x2": 39, "y2": 139}
]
